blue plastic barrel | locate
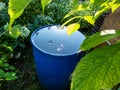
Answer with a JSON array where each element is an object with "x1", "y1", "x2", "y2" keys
[{"x1": 31, "y1": 25, "x2": 85, "y2": 90}]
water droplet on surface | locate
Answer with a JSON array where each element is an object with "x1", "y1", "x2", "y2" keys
[
  {"x1": 57, "y1": 48, "x2": 61, "y2": 52},
  {"x1": 32, "y1": 26, "x2": 85, "y2": 55},
  {"x1": 56, "y1": 44, "x2": 64, "y2": 52},
  {"x1": 60, "y1": 44, "x2": 64, "y2": 47}
]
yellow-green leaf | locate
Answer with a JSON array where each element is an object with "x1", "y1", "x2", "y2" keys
[
  {"x1": 109, "y1": 0, "x2": 120, "y2": 12},
  {"x1": 63, "y1": 3, "x2": 88, "y2": 20},
  {"x1": 83, "y1": 16, "x2": 95, "y2": 25},
  {"x1": 41, "y1": 0, "x2": 52, "y2": 14},
  {"x1": 8, "y1": 0, "x2": 32, "y2": 31},
  {"x1": 66, "y1": 23, "x2": 80, "y2": 36},
  {"x1": 111, "y1": 4, "x2": 120, "y2": 12}
]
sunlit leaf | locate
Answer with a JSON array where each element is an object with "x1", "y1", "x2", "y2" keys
[
  {"x1": 66, "y1": 23, "x2": 80, "y2": 36},
  {"x1": 71, "y1": 43, "x2": 120, "y2": 90},
  {"x1": 8, "y1": 0, "x2": 32, "y2": 31},
  {"x1": 63, "y1": 3, "x2": 88, "y2": 19},
  {"x1": 111, "y1": 4, "x2": 120, "y2": 12},
  {"x1": 94, "y1": 2, "x2": 109, "y2": 20},
  {"x1": 61, "y1": 16, "x2": 81, "y2": 28},
  {"x1": 41, "y1": 0, "x2": 52, "y2": 14},
  {"x1": 109, "y1": 0, "x2": 120, "y2": 12},
  {"x1": 80, "y1": 30, "x2": 120, "y2": 51},
  {"x1": 83, "y1": 16, "x2": 95, "y2": 25}
]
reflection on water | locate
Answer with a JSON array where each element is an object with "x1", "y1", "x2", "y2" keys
[{"x1": 32, "y1": 25, "x2": 85, "y2": 54}]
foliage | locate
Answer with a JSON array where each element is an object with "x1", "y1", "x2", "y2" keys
[
  {"x1": 0, "y1": 0, "x2": 30, "y2": 87},
  {"x1": 0, "y1": 32, "x2": 23, "y2": 86},
  {"x1": 0, "y1": 56, "x2": 17, "y2": 85},
  {"x1": 0, "y1": 0, "x2": 72, "y2": 88},
  {"x1": 63, "y1": 0, "x2": 120, "y2": 35},
  {"x1": 41, "y1": 0, "x2": 52, "y2": 14},
  {"x1": 80, "y1": 30, "x2": 120, "y2": 51},
  {"x1": 68, "y1": 1, "x2": 120, "y2": 90},
  {"x1": 72, "y1": 43, "x2": 120, "y2": 90},
  {"x1": 1, "y1": 0, "x2": 120, "y2": 90},
  {"x1": 8, "y1": 0, "x2": 32, "y2": 31}
]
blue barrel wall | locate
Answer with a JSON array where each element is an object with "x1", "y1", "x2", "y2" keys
[{"x1": 31, "y1": 25, "x2": 85, "y2": 90}]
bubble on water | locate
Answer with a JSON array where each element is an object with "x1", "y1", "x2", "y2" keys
[
  {"x1": 36, "y1": 32, "x2": 39, "y2": 36},
  {"x1": 48, "y1": 27, "x2": 51, "y2": 30},
  {"x1": 47, "y1": 40, "x2": 54, "y2": 47}
]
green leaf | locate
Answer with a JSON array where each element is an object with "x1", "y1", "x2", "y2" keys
[
  {"x1": 83, "y1": 16, "x2": 95, "y2": 25},
  {"x1": 71, "y1": 43, "x2": 120, "y2": 90},
  {"x1": 66, "y1": 23, "x2": 80, "y2": 36},
  {"x1": 72, "y1": 0, "x2": 79, "y2": 8},
  {"x1": 3, "y1": 63, "x2": 9, "y2": 68},
  {"x1": 63, "y1": 3, "x2": 88, "y2": 19},
  {"x1": 8, "y1": 0, "x2": 32, "y2": 31},
  {"x1": 109, "y1": 0, "x2": 120, "y2": 12},
  {"x1": 94, "y1": 5, "x2": 109, "y2": 20},
  {"x1": 5, "y1": 72, "x2": 17, "y2": 81},
  {"x1": 41, "y1": 0, "x2": 52, "y2": 14},
  {"x1": 2, "y1": 45, "x2": 13, "y2": 52},
  {"x1": 8, "y1": 66, "x2": 15, "y2": 70},
  {"x1": 90, "y1": 0, "x2": 106, "y2": 8},
  {"x1": 0, "y1": 69, "x2": 5, "y2": 78},
  {"x1": 80, "y1": 29, "x2": 120, "y2": 51},
  {"x1": 10, "y1": 25, "x2": 21, "y2": 39}
]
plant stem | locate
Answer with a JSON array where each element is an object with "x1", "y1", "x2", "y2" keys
[{"x1": 0, "y1": 30, "x2": 8, "y2": 37}]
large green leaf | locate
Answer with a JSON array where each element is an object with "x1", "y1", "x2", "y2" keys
[
  {"x1": 80, "y1": 30, "x2": 120, "y2": 51},
  {"x1": 41, "y1": 0, "x2": 52, "y2": 14},
  {"x1": 71, "y1": 43, "x2": 120, "y2": 90},
  {"x1": 8, "y1": 0, "x2": 32, "y2": 30}
]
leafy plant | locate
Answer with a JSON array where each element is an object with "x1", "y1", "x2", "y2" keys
[
  {"x1": 0, "y1": 0, "x2": 30, "y2": 87},
  {"x1": 72, "y1": 30, "x2": 120, "y2": 90},
  {"x1": 2, "y1": 0, "x2": 120, "y2": 90},
  {"x1": 62, "y1": 0, "x2": 120, "y2": 90},
  {"x1": 62, "y1": 0, "x2": 120, "y2": 35}
]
